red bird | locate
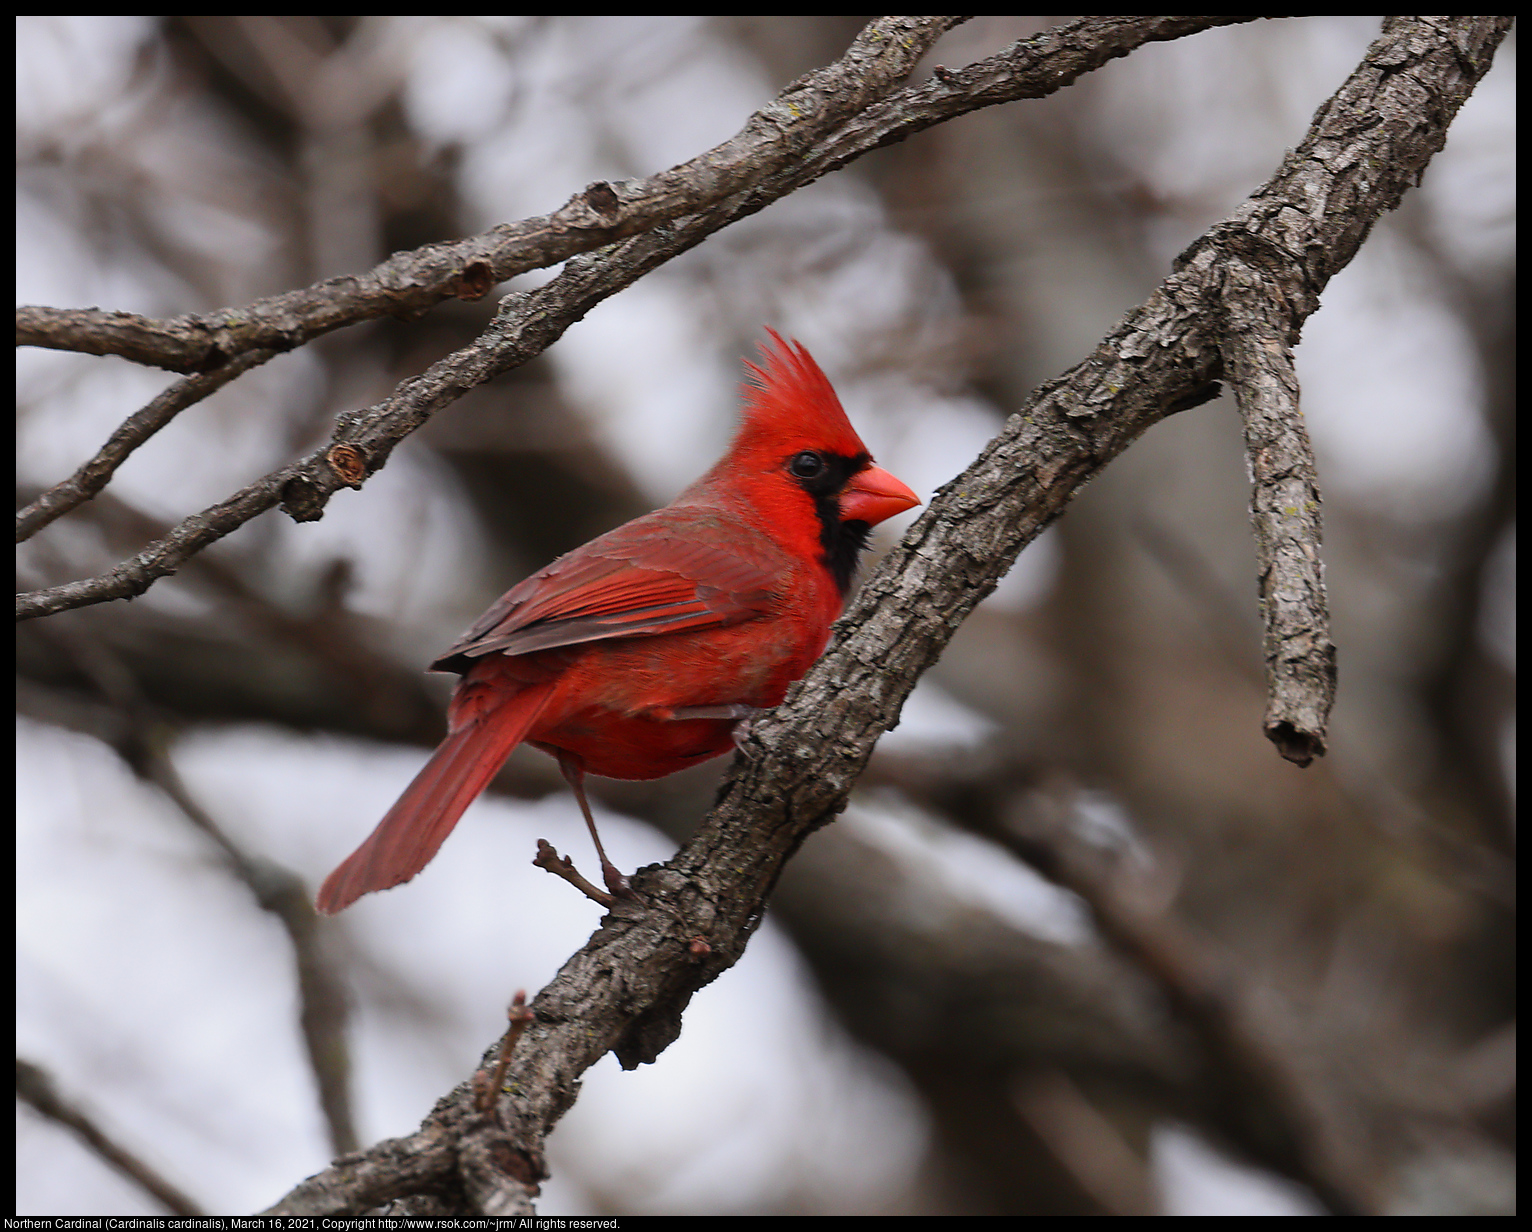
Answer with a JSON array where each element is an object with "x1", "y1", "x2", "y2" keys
[{"x1": 316, "y1": 331, "x2": 919, "y2": 914}]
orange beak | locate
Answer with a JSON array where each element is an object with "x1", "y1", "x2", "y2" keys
[{"x1": 838, "y1": 464, "x2": 920, "y2": 526}]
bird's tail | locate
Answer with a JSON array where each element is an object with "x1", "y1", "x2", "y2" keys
[{"x1": 316, "y1": 680, "x2": 556, "y2": 914}]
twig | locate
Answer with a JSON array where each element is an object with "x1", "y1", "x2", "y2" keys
[
  {"x1": 475, "y1": 992, "x2": 536, "y2": 1114},
  {"x1": 532, "y1": 840, "x2": 615, "y2": 909},
  {"x1": 16, "y1": 348, "x2": 280, "y2": 543},
  {"x1": 17, "y1": 467, "x2": 290, "y2": 620},
  {"x1": 16, "y1": 1058, "x2": 205, "y2": 1217}
]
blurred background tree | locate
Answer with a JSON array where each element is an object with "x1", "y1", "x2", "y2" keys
[{"x1": 17, "y1": 16, "x2": 1514, "y2": 1216}]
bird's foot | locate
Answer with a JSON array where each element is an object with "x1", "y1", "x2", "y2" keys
[
  {"x1": 659, "y1": 703, "x2": 767, "y2": 755},
  {"x1": 598, "y1": 856, "x2": 638, "y2": 900}
]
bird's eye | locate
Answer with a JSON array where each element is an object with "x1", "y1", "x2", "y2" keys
[{"x1": 788, "y1": 451, "x2": 826, "y2": 479}]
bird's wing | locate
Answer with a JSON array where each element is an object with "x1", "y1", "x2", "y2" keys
[{"x1": 433, "y1": 509, "x2": 784, "y2": 669}]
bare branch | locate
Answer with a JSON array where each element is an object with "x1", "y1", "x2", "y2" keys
[
  {"x1": 25, "y1": 19, "x2": 1279, "y2": 369},
  {"x1": 17, "y1": 305, "x2": 231, "y2": 372},
  {"x1": 999, "y1": 799, "x2": 1375, "y2": 1214},
  {"x1": 141, "y1": 746, "x2": 359, "y2": 1159},
  {"x1": 16, "y1": 16, "x2": 1262, "y2": 622},
  {"x1": 1222, "y1": 259, "x2": 1335, "y2": 764},
  {"x1": 16, "y1": 348, "x2": 281, "y2": 544},
  {"x1": 17, "y1": 19, "x2": 1269, "y2": 372},
  {"x1": 17, "y1": 1058, "x2": 206, "y2": 1217},
  {"x1": 16, "y1": 16, "x2": 967, "y2": 372},
  {"x1": 532, "y1": 839, "x2": 617, "y2": 908}
]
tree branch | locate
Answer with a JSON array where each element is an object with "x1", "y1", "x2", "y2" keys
[
  {"x1": 263, "y1": 15, "x2": 1513, "y2": 1217},
  {"x1": 17, "y1": 15, "x2": 1261, "y2": 621},
  {"x1": 997, "y1": 797, "x2": 1374, "y2": 1213},
  {"x1": 16, "y1": 16, "x2": 967, "y2": 372},
  {"x1": 17, "y1": 1058, "x2": 206, "y2": 1217},
  {"x1": 142, "y1": 746, "x2": 359, "y2": 1160},
  {"x1": 1222, "y1": 256, "x2": 1335, "y2": 764},
  {"x1": 15, "y1": 348, "x2": 281, "y2": 543},
  {"x1": 24, "y1": 606, "x2": 361, "y2": 1160}
]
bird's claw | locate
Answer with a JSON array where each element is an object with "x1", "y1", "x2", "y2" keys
[
  {"x1": 654, "y1": 703, "x2": 766, "y2": 756},
  {"x1": 601, "y1": 861, "x2": 639, "y2": 900}
]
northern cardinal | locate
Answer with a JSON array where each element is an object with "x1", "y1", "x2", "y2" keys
[{"x1": 316, "y1": 331, "x2": 919, "y2": 914}]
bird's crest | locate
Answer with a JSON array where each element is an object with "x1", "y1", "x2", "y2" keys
[{"x1": 734, "y1": 328, "x2": 868, "y2": 461}]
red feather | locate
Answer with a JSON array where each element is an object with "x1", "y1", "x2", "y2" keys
[{"x1": 316, "y1": 331, "x2": 918, "y2": 913}]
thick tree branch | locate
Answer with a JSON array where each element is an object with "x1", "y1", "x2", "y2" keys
[
  {"x1": 1185, "y1": 14, "x2": 1515, "y2": 761},
  {"x1": 17, "y1": 16, "x2": 1260, "y2": 621},
  {"x1": 265, "y1": 15, "x2": 1512, "y2": 1217}
]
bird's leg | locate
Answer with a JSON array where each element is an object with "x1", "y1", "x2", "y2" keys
[
  {"x1": 556, "y1": 749, "x2": 634, "y2": 898},
  {"x1": 661, "y1": 703, "x2": 768, "y2": 751}
]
